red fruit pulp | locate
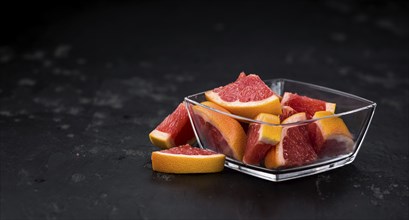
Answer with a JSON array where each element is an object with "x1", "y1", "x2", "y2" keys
[
  {"x1": 280, "y1": 106, "x2": 298, "y2": 121},
  {"x1": 282, "y1": 93, "x2": 327, "y2": 119},
  {"x1": 282, "y1": 125, "x2": 317, "y2": 167},
  {"x1": 243, "y1": 124, "x2": 274, "y2": 165},
  {"x1": 213, "y1": 74, "x2": 275, "y2": 102},
  {"x1": 236, "y1": 72, "x2": 246, "y2": 81},
  {"x1": 161, "y1": 144, "x2": 217, "y2": 155},
  {"x1": 307, "y1": 123, "x2": 325, "y2": 153}
]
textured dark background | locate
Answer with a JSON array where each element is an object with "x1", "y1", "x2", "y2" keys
[{"x1": 1, "y1": 1, "x2": 408, "y2": 219}]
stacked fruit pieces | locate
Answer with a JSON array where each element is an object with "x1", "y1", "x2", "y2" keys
[{"x1": 149, "y1": 73, "x2": 355, "y2": 173}]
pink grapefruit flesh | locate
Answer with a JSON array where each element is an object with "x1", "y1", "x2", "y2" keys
[
  {"x1": 280, "y1": 105, "x2": 298, "y2": 122},
  {"x1": 243, "y1": 113, "x2": 281, "y2": 165},
  {"x1": 265, "y1": 112, "x2": 317, "y2": 168},
  {"x1": 213, "y1": 74, "x2": 275, "y2": 102},
  {"x1": 281, "y1": 92, "x2": 335, "y2": 119}
]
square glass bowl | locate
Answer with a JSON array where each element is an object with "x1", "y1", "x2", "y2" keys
[{"x1": 184, "y1": 79, "x2": 376, "y2": 182}]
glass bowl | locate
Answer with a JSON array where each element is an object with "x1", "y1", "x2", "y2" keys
[{"x1": 184, "y1": 78, "x2": 376, "y2": 182}]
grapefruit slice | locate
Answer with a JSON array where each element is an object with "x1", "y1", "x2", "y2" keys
[
  {"x1": 264, "y1": 112, "x2": 317, "y2": 169},
  {"x1": 205, "y1": 73, "x2": 282, "y2": 119},
  {"x1": 308, "y1": 111, "x2": 354, "y2": 157},
  {"x1": 151, "y1": 144, "x2": 225, "y2": 174},
  {"x1": 281, "y1": 92, "x2": 336, "y2": 119},
  {"x1": 243, "y1": 113, "x2": 282, "y2": 165},
  {"x1": 149, "y1": 102, "x2": 195, "y2": 149},
  {"x1": 192, "y1": 101, "x2": 247, "y2": 161}
]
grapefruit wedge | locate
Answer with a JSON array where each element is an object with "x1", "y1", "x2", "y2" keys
[
  {"x1": 243, "y1": 113, "x2": 282, "y2": 165},
  {"x1": 149, "y1": 102, "x2": 195, "y2": 149},
  {"x1": 264, "y1": 112, "x2": 317, "y2": 169},
  {"x1": 151, "y1": 144, "x2": 225, "y2": 174},
  {"x1": 308, "y1": 111, "x2": 354, "y2": 157},
  {"x1": 192, "y1": 101, "x2": 247, "y2": 161},
  {"x1": 281, "y1": 92, "x2": 336, "y2": 119},
  {"x1": 205, "y1": 73, "x2": 282, "y2": 119}
]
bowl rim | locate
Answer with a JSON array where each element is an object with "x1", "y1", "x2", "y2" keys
[{"x1": 184, "y1": 78, "x2": 377, "y2": 127}]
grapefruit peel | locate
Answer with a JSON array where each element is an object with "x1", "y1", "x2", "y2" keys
[
  {"x1": 256, "y1": 113, "x2": 282, "y2": 145},
  {"x1": 149, "y1": 130, "x2": 173, "y2": 149},
  {"x1": 205, "y1": 91, "x2": 281, "y2": 119}
]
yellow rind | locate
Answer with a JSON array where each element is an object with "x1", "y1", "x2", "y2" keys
[
  {"x1": 264, "y1": 146, "x2": 280, "y2": 169},
  {"x1": 149, "y1": 130, "x2": 174, "y2": 149},
  {"x1": 255, "y1": 113, "x2": 282, "y2": 145},
  {"x1": 205, "y1": 90, "x2": 282, "y2": 119},
  {"x1": 313, "y1": 111, "x2": 352, "y2": 139},
  {"x1": 151, "y1": 151, "x2": 225, "y2": 174}
]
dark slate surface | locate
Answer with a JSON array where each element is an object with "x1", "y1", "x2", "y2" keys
[{"x1": 1, "y1": 1, "x2": 408, "y2": 219}]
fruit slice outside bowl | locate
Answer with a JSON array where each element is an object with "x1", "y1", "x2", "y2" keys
[
  {"x1": 151, "y1": 144, "x2": 225, "y2": 174},
  {"x1": 149, "y1": 102, "x2": 196, "y2": 149},
  {"x1": 185, "y1": 78, "x2": 376, "y2": 182}
]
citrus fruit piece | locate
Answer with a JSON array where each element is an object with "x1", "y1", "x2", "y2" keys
[
  {"x1": 151, "y1": 144, "x2": 225, "y2": 174},
  {"x1": 243, "y1": 113, "x2": 282, "y2": 165},
  {"x1": 279, "y1": 105, "x2": 298, "y2": 121},
  {"x1": 280, "y1": 92, "x2": 336, "y2": 119},
  {"x1": 149, "y1": 102, "x2": 195, "y2": 149},
  {"x1": 264, "y1": 112, "x2": 317, "y2": 169},
  {"x1": 308, "y1": 111, "x2": 354, "y2": 157},
  {"x1": 205, "y1": 73, "x2": 282, "y2": 119},
  {"x1": 192, "y1": 101, "x2": 247, "y2": 161}
]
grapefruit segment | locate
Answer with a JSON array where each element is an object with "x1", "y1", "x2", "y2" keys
[
  {"x1": 281, "y1": 92, "x2": 336, "y2": 119},
  {"x1": 279, "y1": 105, "x2": 298, "y2": 121},
  {"x1": 308, "y1": 111, "x2": 354, "y2": 157},
  {"x1": 149, "y1": 102, "x2": 195, "y2": 149},
  {"x1": 192, "y1": 101, "x2": 247, "y2": 161},
  {"x1": 151, "y1": 144, "x2": 225, "y2": 174},
  {"x1": 265, "y1": 112, "x2": 317, "y2": 169},
  {"x1": 243, "y1": 113, "x2": 282, "y2": 165},
  {"x1": 205, "y1": 73, "x2": 282, "y2": 119}
]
